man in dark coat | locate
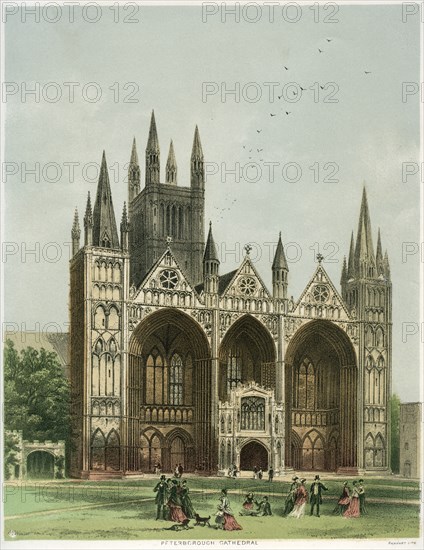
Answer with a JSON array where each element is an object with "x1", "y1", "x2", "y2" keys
[
  {"x1": 255, "y1": 496, "x2": 272, "y2": 516},
  {"x1": 283, "y1": 476, "x2": 299, "y2": 516},
  {"x1": 268, "y1": 467, "x2": 274, "y2": 482},
  {"x1": 358, "y1": 479, "x2": 367, "y2": 514},
  {"x1": 309, "y1": 475, "x2": 328, "y2": 517},
  {"x1": 153, "y1": 474, "x2": 168, "y2": 520}
]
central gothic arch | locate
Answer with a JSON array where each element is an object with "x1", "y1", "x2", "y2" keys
[{"x1": 285, "y1": 319, "x2": 357, "y2": 472}]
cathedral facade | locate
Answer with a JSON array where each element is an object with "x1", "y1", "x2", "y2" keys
[{"x1": 69, "y1": 112, "x2": 392, "y2": 478}]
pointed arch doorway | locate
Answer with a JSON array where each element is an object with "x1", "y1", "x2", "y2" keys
[{"x1": 240, "y1": 441, "x2": 269, "y2": 471}]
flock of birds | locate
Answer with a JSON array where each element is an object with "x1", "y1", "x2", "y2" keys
[
  {"x1": 212, "y1": 37, "x2": 373, "y2": 224},
  {"x1": 239, "y1": 37, "x2": 372, "y2": 163}
]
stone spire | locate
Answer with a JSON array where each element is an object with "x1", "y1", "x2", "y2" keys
[
  {"x1": 272, "y1": 232, "x2": 289, "y2": 300},
  {"x1": 145, "y1": 110, "x2": 160, "y2": 185},
  {"x1": 191, "y1": 125, "x2": 204, "y2": 188},
  {"x1": 347, "y1": 231, "x2": 355, "y2": 279},
  {"x1": 354, "y1": 187, "x2": 376, "y2": 278},
  {"x1": 340, "y1": 255, "x2": 347, "y2": 286},
  {"x1": 376, "y1": 228, "x2": 385, "y2": 276},
  {"x1": 204, "y1": 221, "x2": 219, "y2": 263},
  {"x1": 384, "y1": 250, "x2": 391, "y2": 280},
  {"x1": 272, "y1": 232, "x2": 289, "y2": 270},
  {"x1": 166, "y1": 140, "x2": 177, "y2": 185},
  {"x1": 203, "y1": 221, "x2": 219, "y2": 298},
  {"x1": 84, "y1": 191, "x2": 93, "y2": 246},
  {"x1": 128, "y1": 137, "x2": 140, "y2": 202},
  {"x1": 71, "y1": 208, "x2": 81, "y2": 256},
  {"x1": 92, "y1": 151, "x2": 120, "y2": 249},
  {"x1": 120, "y1": 202, "x2": 129, "y2": 252}
]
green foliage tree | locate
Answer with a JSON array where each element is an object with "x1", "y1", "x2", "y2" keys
[
  {"x1": 4, "y1": 431, "x2": 21, "y2": 480},
  {"x1": 4, "y1": 339, "x2": 70, "y2": 442},
  {"x1": 390, "y1": 393, "x2": 401, "y2": 473}
]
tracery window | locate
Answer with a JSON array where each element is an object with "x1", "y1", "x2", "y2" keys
[
  {"x1": 170, "y1": 353, "x2": 183, "y2": 405},
  {"x1": 295, "y1": 357, "x2": 315, "y2": 409},
  {"x1": 241, "y1": 396, "x2": 265, "y2": 430},
  {"x1": 227, "y1": 346, "x2": 242, "y2": 393}
]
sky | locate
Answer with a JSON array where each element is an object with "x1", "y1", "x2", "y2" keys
[{"x1": 2, "y1": 2, "x2": 421, "y2": 401}]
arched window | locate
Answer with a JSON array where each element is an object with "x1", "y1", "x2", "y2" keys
[
  {"x1": 241, "y1": 396, "x2": 265, "y2": 430},
  {"x1": 91, "y1": 429, "x2": 106, "y2": 470},
  {"x1": 145, "y1": 350, "x2": 164, "y2": 404},
  {"x1": 170, "y1": 354, "x2": 183, "y2": 405},
  {"x1": 227, "y1": 346, "x2": 242, "y2": 393},
  {"x1": 94, "y1": 306, "x2": 106, "y2": 329},
  {"x1": 295, "y1": 357, "x2": 315, "y2": 409}
]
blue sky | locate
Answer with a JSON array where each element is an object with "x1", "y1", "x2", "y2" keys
[{"x1": 3, "y1": 3, "x2": 421, "y2": 400}]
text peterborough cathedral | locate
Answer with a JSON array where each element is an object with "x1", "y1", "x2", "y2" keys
[{"x1": 69, "y1": 111, "x2": 392, "y2": 478}]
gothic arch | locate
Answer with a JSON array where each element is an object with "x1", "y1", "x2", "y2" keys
[
  {"x1": 127, "y1": 309, "x2": 211, "y2": 472},
  {"x1": 285, "y1": 319, "x2": 357, "y2": 471},
  {"x1": 218, "y1": 314, "x2": 276, "y2": 400}
]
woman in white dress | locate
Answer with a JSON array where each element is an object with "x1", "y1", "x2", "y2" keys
[{"x1": 289, "y1": 478, "x2": 308, "y2": 519}]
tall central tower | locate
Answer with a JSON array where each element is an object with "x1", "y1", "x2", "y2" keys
[{"x1": 128, "y1": 111, "x2": 205, "y2": 286}]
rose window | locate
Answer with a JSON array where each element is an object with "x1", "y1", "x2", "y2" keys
[
  {"x1": 159, "y1": 269, "x2": 178, "y2": 290},
  {"x1": 238, "y1": 276, "x2": 257, "y2": 296},
  {"x1": 313, "y1": 284, "x2": 329, "y2": 303}
]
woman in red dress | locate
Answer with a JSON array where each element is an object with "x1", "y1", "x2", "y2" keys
[
  {"x1": 216, "y1": 489, "x2": 243, "y2": 530},
  {"x1": 343, "y1": 481, "x2": 360, "y2": 518},
  {"x1": 333, "y1": 482, "x2": 350, "y2": 515},
  {"x1": 167, "y1": 480, "x2": 188, "y2": 523}
]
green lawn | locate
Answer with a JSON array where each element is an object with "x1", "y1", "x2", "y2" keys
[{"x1": 3, "y1": 476, "x2": 421, "y2": 541}]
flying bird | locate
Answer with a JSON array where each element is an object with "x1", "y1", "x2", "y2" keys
[
  {"x1": 365, "y1": 71, "x2": 372, "y2": 74},
  {"x1": 320, "y1": 85, "x2": 324, "y2": 90},
  {"x1": 270, "y1": 113, "x2": 277, "y2": 117},
  {"x1": 277, "y1": 94, "x2": 283, "y2": 99},
  {"x1": 318, "y1": 48, "x2": 324, "y2": 53},
  {"x1": 284, "y1": 66, "x2": 289, "y2": 70},
  {"x1": 285, "y1": 111, "x2": 291, "y2": 115},
  {"x1": 257, "y1": 148, "x2": 263, "y2": 152},
  {"x1": 326, "y1": 38, "x2": 332, "y2": 42},
  {"x1": 257, "y1": 129, "x2": 262, "y2": 133}
]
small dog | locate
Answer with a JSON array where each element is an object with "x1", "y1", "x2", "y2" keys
[
  {"x1": 194, "y1": 513, "x2": 211, "y2": 527},
  {"x1": 164, "y1": 519, "x2": 190, "y2": 531}
]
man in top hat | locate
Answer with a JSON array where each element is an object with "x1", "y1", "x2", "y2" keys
[
  {"x1": 283, "y1": 476, "x2": 299, "y2": 516},
  {"x1": 309, "y1": 475, "x2": 328, "y2": 517},
  {"x1": 153, "y1": 474, "x2": 168, "y2": 520}
]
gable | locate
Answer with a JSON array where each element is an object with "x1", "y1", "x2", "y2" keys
[
  {"x1": 222, "y1": 257, "x2": 272, "y2": 300},
  {"x1": 132, "y1": 247, "x2": 200, "y2": 303},
  {"x1": 292, "y1": 266, "x2": 350, "y2": 320}
]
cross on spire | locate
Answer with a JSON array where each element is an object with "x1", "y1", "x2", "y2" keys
[
  {"x1": 316, "y1": 253, "x2": 324, "y2": 264},
  {"x1": 244, "y1": 244, "x2": 252, "y2": 255}
]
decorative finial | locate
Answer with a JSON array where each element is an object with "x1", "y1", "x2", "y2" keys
[
  {"x1": 166, "y1": 236, "x2": 173, "y2": 246},
  {"x1": 244, "y1": 244, "x2": 252, "y2": 255},
  {"x1": 316, "y1": 253, "x2": 324, "y2": 264}
]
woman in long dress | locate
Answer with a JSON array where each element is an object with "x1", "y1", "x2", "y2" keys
[
  {"x1": 288, "y1": 478, "x2": 308, "y2": 519},
  {"x1": 333, "y1": 482, "x2": 350, "y2": 515},
  {"x1": 343, "y1": 481, "x2": 360, "y2": 518},
  {"x1": 167, "y1": 480, "x2": 188, "y2": 523},
  {"x1": 217, "y1": 489, "x2": 243, "y2": 530},
  {"x1": 180, "y1": 480, "x2": 196, "y2": 519}
]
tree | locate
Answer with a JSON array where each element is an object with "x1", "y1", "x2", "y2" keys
[
  {"x1": 390, "y1": 393, "x2": 401, "y2": 473},
  {"x1": 4, "y1": 431, "x2": 21, "y2": 480},
  {"x1": 3, "y1": 339, "x2": 70, "y2": 442}
]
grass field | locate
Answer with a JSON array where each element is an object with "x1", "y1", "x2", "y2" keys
[{"x1": 3, "y1": 476, "x2": 421, "y2": 541}]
